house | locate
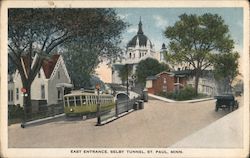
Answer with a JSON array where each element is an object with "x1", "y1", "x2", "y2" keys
[
  {"x1": 146, "y1": 71, "x2": 189, "y2": 95},
  {"x1": 146, "y1": 70, "x2": 217, "y2": 96},
  {"x1": 8, "y1": 54, "x2": 73, "y2": 107},
  {"x1": 186, "y1": 70, "x2": 217, "y2": 96}
]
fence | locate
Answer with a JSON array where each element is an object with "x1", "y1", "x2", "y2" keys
[
  {"x1": 99, "y1": 97, "x2": 143, "y2": 125},
  {"x1": 8, "y1": 101, "x2": 64, "y2": 126},
  {"x1": 25, "y1": 102, "x2": 64, "y2": 122}
]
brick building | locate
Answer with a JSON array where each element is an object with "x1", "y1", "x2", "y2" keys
[{"x1": 146, "y1": 71, "x2": 190, "y2": 95}]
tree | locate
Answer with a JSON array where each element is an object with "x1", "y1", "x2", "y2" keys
[
  {"x1": 136, "y1": 58, "x2": 168, "y2": 85},
  {"x1": 164, "y1": 13, "x2": 235, "y2": 95},
  {"x1": 62, "y1": 9, "x2": 127, "y2": 88},
  {"x1": 8, "y1": 9, "x2": 73, "y2": 115},
  {"x1": 117, "y1": 64, "x2": 133, "y2": 85},
  {"x1": 8, "y1": 9, "x2": 126, "y2": 115},
  {"x1": 213, "y1": 51, "x2": 239, "y2": 93}
]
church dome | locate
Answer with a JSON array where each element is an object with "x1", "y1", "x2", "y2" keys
[{"x1": 127, "y1": 19, "x2": 153, "y2": 48}]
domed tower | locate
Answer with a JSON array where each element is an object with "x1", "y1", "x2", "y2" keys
[
  {"x1": 112, "y1": 18, "x2": 158, "y2": 85},
  {"x1": 125, "y1": 18, "x2": 156, "y2": 64},
  {"x1": 160, "y1": 43, "x2": 167, "y2": 62}
]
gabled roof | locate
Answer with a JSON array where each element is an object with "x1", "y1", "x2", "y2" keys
[
  {"x1": 146, "y1": 76, "x2": 157, "y2": 80},
  {"x1": 171, "y1": 70, "x2": 192, "y2": 76},
  {"x1": 42, "y1": 54, "x2": 60, "y2": 79},
  {"x1": 146, "y1": 70, "x2": 191, "y2": 81},
  {"x1": 21, "y1": 54, "x2": 61, "y2": 79},
  {"x1": 21, "y1": 55, "x2": 32, "y2": 76}
]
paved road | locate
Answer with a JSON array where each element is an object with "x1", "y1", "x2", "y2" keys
[{"x1": 8, "y1": 97, "x2": 242, "y2": 148}]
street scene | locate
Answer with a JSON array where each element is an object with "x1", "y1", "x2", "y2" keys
[
  {"x1": 6, "y1": 6, "x2": 246, "y2": 154},
  {"x1": 8, "y1": 96, "x2": 243, "y2": 148}
]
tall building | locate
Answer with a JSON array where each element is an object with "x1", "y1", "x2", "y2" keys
[{"x1": 112, "y1": 18, "x2": 160, "y2": 84}]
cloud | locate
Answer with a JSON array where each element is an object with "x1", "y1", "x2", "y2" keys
[
  {"x1": 153, "y1": 15, "x2": 168, "y2": 29},
  {"x1": 150, "y1": 38, "x2": 164, "y2": 51},
  {"x1": 236, "y1": 20, "x2": 243, "y2": 28},
  {"x1": 117, "y1": 13, "x2": 130, "y2": 20},
  {"x1": 234, "y1": 44, "x2": 243, "y2": 54},
  {"x1": 127, "y1": 27, "x2": 137, "y2": 34}
]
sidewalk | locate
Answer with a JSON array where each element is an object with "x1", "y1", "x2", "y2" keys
[
  {"x1": 148, "y1": 93, "x2": 214, "y2": 103},
  {"x1": 171, "y1": 107, "x2": 243, "y2": 148}
]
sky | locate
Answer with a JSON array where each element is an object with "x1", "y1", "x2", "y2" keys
[
  {"x1": 115, "y1": 8, "x2": 243, "y2": 53},
  {"x1": 96, "y1": 8, "x2": 244, "y2": 83}
]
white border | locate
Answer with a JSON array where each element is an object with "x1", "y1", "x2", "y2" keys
[{"x1": 1, "y1": 1, "x2": 249, "y2": 158}]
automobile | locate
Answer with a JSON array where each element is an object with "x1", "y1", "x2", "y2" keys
[{"x1": 214, "y1": 95, "x2": 239, "y2": 112}]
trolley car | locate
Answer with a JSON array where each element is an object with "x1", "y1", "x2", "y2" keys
[{"x1": 64, "y1": 92, "x2": 115, "y2": 117}]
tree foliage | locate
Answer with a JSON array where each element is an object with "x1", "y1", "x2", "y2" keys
[
  {"x1": 8, "y1": 9, "x2": 72, "y2": 114},
  {"x1": 136, "y1": 58, "x2": 168, "y2": 85},
  {"x1": 117, "y1": 64, "x2": 133, "y2": 85},
  {"x1": 8, "y1": 8, "x2": 126, "y2": 113},
  {"x1": 164, "y1": 13, "x2": 235, "y2": 94},
  {"x1": 62, "y1": 9, "x2": 127, "y2": 88},
  {"x1": 213, "y1": 51, "x2": 239, "y2": 93}
]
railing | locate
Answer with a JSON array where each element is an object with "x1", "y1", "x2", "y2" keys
[
  {"x1": 23, "y1": 102, "x2": 64, "y2": 122},
  {"x1": 99, "y1": 97, "x2": 142, "y2": 125}
]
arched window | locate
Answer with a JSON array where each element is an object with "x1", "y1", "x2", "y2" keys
[{"x1": 129, "y1": 53, "x2": 132, "y2": 59}]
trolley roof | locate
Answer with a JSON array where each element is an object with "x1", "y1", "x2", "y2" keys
[{"x1": 64, "y1": 92, "x2": 113, "y2": 97}]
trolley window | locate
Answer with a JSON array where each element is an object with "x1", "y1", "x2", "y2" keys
[
  {"x1": 82, "y1": 96, "x2": 86, "y2": 105},
  {"x1": 99, "y1": 96, "x2": 102, "y2": 104},
  {"x1": 64, "y1": 97, "x2": 68, "y2": 107},
  {"x1": 86, "y1": 95, "x2": 90, "y2": 105},
  {"x1": 75, "y1": 96, "x2": 81, "y2": 106},
  {"x1": 92, "y1": 96, "x2": 96, "y2": 104},
  {"x1": 69, "y1": 96, "x2": 75, "y2": 106}
]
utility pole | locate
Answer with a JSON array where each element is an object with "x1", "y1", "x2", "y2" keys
[
  {"x1": 21, "y1": 87, "x2": 27, "y2": 128},
  {"x1": 96, "y1": 84, "x2": 101, "y2": 125},
  {"x1": 126, "y1": 64, "x2": 129, "y2": 95}
]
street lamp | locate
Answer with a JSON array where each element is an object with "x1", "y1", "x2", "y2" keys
[
  {"x1": 125, "y1": 64, "x2": 133, "y2": 95},
  {"x1": 125, "y1": 64, "x2": 133, "y2": 112}
]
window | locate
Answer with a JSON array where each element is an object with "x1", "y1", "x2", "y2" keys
[
  {"x1": 86, "y1": 95, "x2": 89, "y2": 105},
  {"x1": 38, "y1": 72, "x2": 41, "y2": 78},
  {"x1": 41, "y1": 85, "x2": 45, "y2": 99},
  {"x1": 11, "y1": 90, "x2": 13, "y2": 101},
  {"x1": 162, "y1": 86, "x2": 167, "y2": 92},
  {"x1": 8, "y1": 90, "x2": 10, "y2": 102},
  {"x1": 16, "y1": 88, "x2": 19, "y2": 100},
  {"x1": 82, "y1": 96, "x2": 86, "y2": 105},
  {"x1": 163, "y1": 78, "x2": 167, "y2": 84},
  {"x1": 129, "y1": 53, "x2": 132, "y2": 59},
  {"x1": 76, "y1": 96, "x2": 81, "y2": 106},
  {"x1": 57, "y1": 90, "x2": 61, "y2": 99},
  {"x1": 93, "y1": 96, "x2": 97, "y2": 104},
  {"x1": 64, "y1": 98, "x2": 68, "y2": 107},
  {"x1": 58, "y1": 71, "x2": 60, "y2": 79},
  {"x1": 69, "y1": 97, "x2": 75, "y2": 106}
]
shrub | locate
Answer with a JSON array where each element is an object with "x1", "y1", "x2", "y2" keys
[
  {"x1": 8, "y1": 104, "x2": 24, "y2": 120},
  {"x1": 159, "y1": 86, "x2": 197, "y2": 101},
  {"x1": 176, "y1": 86, "x2": 196, "y2": 101}
]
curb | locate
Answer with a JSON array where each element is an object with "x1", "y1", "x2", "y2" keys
[
  {"x1": 148, "y1": 93, "x2": 214, "y2": 103},
  {"x1": 170, "y1": 107, "x2": 243, "y2": 148},
  {"x1": 96, "y1": 109, "x2": 135, "y2": 126},
  {"x1": 21, "y1": 113, "x2": 65, "y2": 128}
]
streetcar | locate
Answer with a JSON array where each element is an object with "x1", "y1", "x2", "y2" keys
[{"x1": 63, "y1": 92, "x2": 115, "y2": 117}]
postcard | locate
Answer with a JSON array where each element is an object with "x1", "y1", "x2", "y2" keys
[{"x1": 1, "y1": 0, "x2": 249, "y2": 157}]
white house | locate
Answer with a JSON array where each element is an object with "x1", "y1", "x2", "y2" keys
[
  {"x1": 8, "y1": 54, "x2": 72, "y2": 107},
  {"x1": 186, "y1": 71, "x2": 218, "y2": 96}
]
